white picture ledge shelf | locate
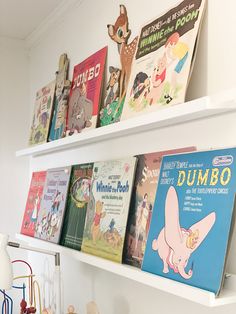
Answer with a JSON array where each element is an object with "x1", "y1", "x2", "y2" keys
[
  {"x1": 15, "y1": 233, "x2": 236, "y2": 307},
  {"x1": 16, "y1": 89, "x2": 236, "y2": 158}
]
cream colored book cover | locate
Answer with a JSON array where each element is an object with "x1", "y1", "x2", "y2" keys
[
  {"x1": 29, "y1": 80, "x2": 56, "y2": 145},
  {"x1": 81, "y1": 157, "x2": 137, "y2": 263},
  {"x1": 121, "y1": 0, "x2": 206, "y2": 121}
]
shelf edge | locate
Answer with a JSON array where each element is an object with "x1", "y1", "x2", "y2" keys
[
  {"x1": 15, "y1": 233, "x2": 236, "y2": 307},
  {"x1": 16, "y1": 92, "x2": 236, "y2": 158}
]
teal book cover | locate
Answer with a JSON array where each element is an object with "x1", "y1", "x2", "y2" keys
[
  {"x1": 142, "y1": 148, "x2": 236, "y2": 295},
  {"x1": 60, "y1": 163, "x2": 93, "y2": 250}
]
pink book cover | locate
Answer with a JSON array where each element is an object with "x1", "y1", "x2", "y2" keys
[
  {"x1": 67, "y1": 46, "x2": 107, "y2": 135},
  {"x1": 20, "y1": 171, "x2": 47, "y2": 237}
]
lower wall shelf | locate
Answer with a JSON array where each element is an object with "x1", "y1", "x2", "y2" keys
[{"x1": 15, "y1": 233, "x2": 236, "y2": 307}]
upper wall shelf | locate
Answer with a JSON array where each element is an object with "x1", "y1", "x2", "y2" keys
[
  {"x1": 16, "y1": 89, "x2": 236, "y2": 158},
  {"x1": 16, "y1": 233, "x2": 236, "y2": 307}
]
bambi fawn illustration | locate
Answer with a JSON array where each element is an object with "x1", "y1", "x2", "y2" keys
[{"x1": 107, "y1": 4, "x2": 138, "y2": 113}]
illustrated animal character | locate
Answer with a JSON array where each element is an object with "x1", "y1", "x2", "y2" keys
[
  {"x1": 68, "y1": 85, "x2": 93, "y2": 134},
  {"x1": 147, "y1": 53, "x2": 167, "y2": 106},
  {"x1": 103, "y1": 228, "x2": 122, "y2": 248},
  {"x1": 152, "y1": 186, "x2": 216, "y2": 279},
  {"x1": 91, "y1": 200, "x2": 106, "y2": 244},
  {"x1": 107, "y1": 4, "x2": 138, "y2": 111},
  {"x1": 104, "y1": 66, "x2": 121, "y2": 108},
  {"x1": 130, "y1": 72, "x2": 150, "y2": 111}
]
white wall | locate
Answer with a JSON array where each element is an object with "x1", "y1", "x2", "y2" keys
[
  {"x1": 0, "y1": 36, "x2": 29, "y2": 307},
  {"x1": 3, "y1": 0, "x2": 236, "y2": 313},
  {"x1": 0, "y1": 37, "x2": 29, "y2": 236}
]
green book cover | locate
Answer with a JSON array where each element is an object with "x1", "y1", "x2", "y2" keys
[{"x1": 60, "y1": 163, "x2": 93, "y2": 250}]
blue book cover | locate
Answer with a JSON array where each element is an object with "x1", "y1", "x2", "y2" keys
[{"x1": 142, "y1": 148, "x2": 236, "y2": 295}]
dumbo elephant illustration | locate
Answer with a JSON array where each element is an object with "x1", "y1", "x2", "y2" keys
[
  {"x1": 152, "y1": 186, "x2": 216, "y2": 279},
  {"x1": 68, "y1": 86, "x2": 93, "y2": 134}
]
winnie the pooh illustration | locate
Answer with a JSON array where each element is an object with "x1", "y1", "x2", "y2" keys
[
  {"x1": 147, "y1": 53, "x2": 167, "y2": 106},
  {"x1": 91, "y1": 200, "x2": 106, "y2": 244}
]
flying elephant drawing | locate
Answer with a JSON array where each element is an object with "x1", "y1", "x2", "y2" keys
[{"x1": 152, "y1": 186, "x2": 216, "y2": 279}]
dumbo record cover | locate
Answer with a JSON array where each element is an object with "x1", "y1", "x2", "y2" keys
[
  {"x1": 66, "y1": 46, "x2": 107, "y2": 135},
  {"x1": 142, "y1": 147, "x2": 236, "y2": 295}
]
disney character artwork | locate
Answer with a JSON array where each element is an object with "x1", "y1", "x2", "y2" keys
[
  {"x1": 29, "y1": 81, "x2": 56, "y2": 145},
  {"x1": 66, "y1": 83, "x2": 93, "y2": 134},
  {"x1": 49, "y1": 53, "x2": 71, "y2": 141},
  {"x1": 128, "y1": 72, "x2": 150, "y2": 111},
  {"x1": 74, "y1": 178, "x2": 90, "y2": 203},
  {"x1": 124, "y1": 148, "x2": 196, "y2": 268},
  {"x1": 121, "y1": 0, "x2": 206, "y2": 120},
  {"x1": 35, "y1": 167, "x2": 71, "y2": 243},
  {"x1": 99, "y1": 66, "x2": 121, "y2": 125},
  {"x1": 152, "y1": 186, "x2": 216, "y2": 279},
  {"x1": 35, "y1": 190, "x2": 63, "y2": 241},
  {"x1": 21, "y1": 171, "x2": 47, "y2": 237},
  {"x1": 101, "y1": 4, "x2": 138, "y2": 124},
  {"x1": 67, "y1": 46, "x2": 107, "y2": 134},
  {"x1": 60, "y1": 164, "x2": 93, "y2": 251},
  {"x1": 126, "y1": 33, "x2": 189, "y2": 112},
  {"x1": 164, "y1": 32, "x2": 189, "y2": 104},
  {"x1": 81, "y1": 158, "x2": 137, "y2": 262},
  {"x1": 104, "y1": 66, "x2": 121, "y2": 108},
  {"x1": 91, "y1": 200, "x2": 106, "y2": 244},
  {"x1": 142, "y1": 147, "x2": 236, "y2": 295}
]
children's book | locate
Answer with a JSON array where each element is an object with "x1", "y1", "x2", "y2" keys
[
  {"x1": 121, "y1": 0, "x2": 206, "y2": 121},
  {"x1": 49, "y1": 54, "x2": 71, "y2": 141},
  {"x1": 20, "y1": 171, "x2": 47, "y2": 237},
  {"x1": 123, "y1": 146, "x2": 196, "y2": 268},
  {"x1": 66, "y1": 46, "x2": 107, "y2": 135},
  {"x1": 99, "y1": 4, "x2": 138, "y2": 126},
  {"x1": 142, "y1": 148, "x2": 236, "y2": 295},
  {"x1": 81, "y1": 157, "x2": 137, "y2": 263},
  {"x1": 29, "y1": 81, "x2": 56, "y2": 145},
  {"x1": 98, "y1": 66, "x2": 121, "y2": 127},
  {"x1": 60, "y1": 163, "x2": 93, "y2": 250},
  {"x1": 35, "y1": 166, "x2": 71, "y2": 244}
]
